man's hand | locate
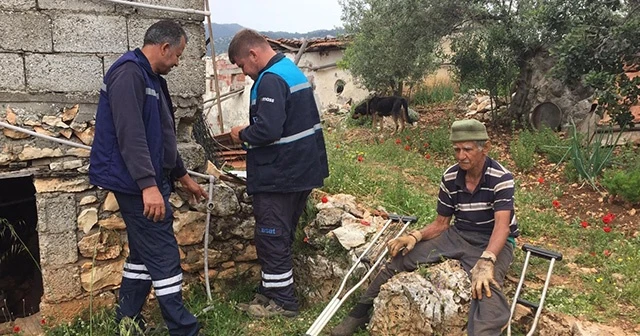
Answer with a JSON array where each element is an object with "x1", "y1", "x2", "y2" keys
[
  {"x1": 142, "y1": 185, "x2": 165, "y2": 222},
  {"x1": 178, "y1": 174, "x2": 208, "y2": 204},
  {"x1": 230, "y1": 125, "x2": 248, "y2": 144},
  {"x1": 471, "y1": 251, "x2": 499, "y2": 300},
  {"x1": 387, "y1": 231, "x2": 422, "y2": 257}
]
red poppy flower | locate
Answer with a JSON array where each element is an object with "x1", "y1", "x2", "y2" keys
[
  {"x1": 603, "y1": 250, "x2": 611, "y2": 257},
  {"x1": 580, "y1": 220, "x2": 588, "y2": 228},
  {"x1": 423, "y1": 143, "x2": 429, "y2": 148},
  {"x1": 424, "y1": 154, "x2": 431, "y2": 159},
  {"x1": 538, "y1": 177, "x2": 544, "y2": 184},
  {"x1": 321, "y1": 196, "x2": 328, "y2": 203},
  {"x1": 395, "y1": 138, "x2": 402, "y2": 144},
  {"x1": 360, "y1": 220, "x2": 370, "y2": 226},
  {"x1": 603, "y1": 226, "x2": 612, "y2": 233},
  {"x1": 602, "y1": 213, "x2": 615, "y2": 224},
  {"x1": 40, "y1": 319, "x2": 46, "y2": 325},
  {"x1": 404, "y1": 145, "x2": 410, "y2": 151},
  {"x1": 552, "y1": 200, "x2": 560, "y2": 208},
  {"x1": 13, "y1": 326, "x2": 20, "y2": 333},
  {"x1": 357, "y1": 155, "x2": 364, "y2": 162},
  {"x1": 303, "y1": 236, "x2": 309, "y2": 243}
]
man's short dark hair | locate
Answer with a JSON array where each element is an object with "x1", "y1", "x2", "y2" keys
[
  {"x1": 228, "y1": 29, "x2": 269, "y2": 64},
  {"x1": 143, "y1": 20, "x2": 188, "y2": 47}
]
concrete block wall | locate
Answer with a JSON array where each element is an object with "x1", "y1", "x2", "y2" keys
[{"x1": 0, "y1": 0, "x2": 210, "y2": 322}]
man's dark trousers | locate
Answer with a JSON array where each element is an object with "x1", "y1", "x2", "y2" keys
[
  {"x1": 114, "y1": 178, "x2": 200, "y2": 336},
  {"x1": 253, "y1": 190, "x2": 311, "y2": 312}
]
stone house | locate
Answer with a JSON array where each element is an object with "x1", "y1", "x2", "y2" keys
[{"x1": 0, "y1": 0, "x2": 259, "y2": 324}]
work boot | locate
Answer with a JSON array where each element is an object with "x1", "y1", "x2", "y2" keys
[
  {"x1": 237, "y1": 293, "x2": 270, "y2": 312},
  {"x1": 246, "y1": 299, "x2": 298, "y2": 318},
  {"x1": 330, "y1": 315, "x2": 370, "y2": 336}
]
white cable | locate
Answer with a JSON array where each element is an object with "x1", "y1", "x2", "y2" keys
[{"x1": 100, "y1": 0, "x2": 210, "y2": 16}]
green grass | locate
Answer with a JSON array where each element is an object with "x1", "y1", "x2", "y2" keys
[{"x1": 46, "y1": 117, "x2": 640, "y2": 334}]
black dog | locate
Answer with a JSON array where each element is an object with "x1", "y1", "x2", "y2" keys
[{"x1": 352, "y1": 96, "x2": 410, "y2": 133}]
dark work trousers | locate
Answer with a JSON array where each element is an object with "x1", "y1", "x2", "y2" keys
[
  {"x1": 252, "y1": 190, "x2": 312, "y2": 312},
  {"x1": 359, "y1": 226, "x2": 514, "y2": 336},
  {"x1": 114, "y1": 178, "x2": 200, "y2": 336}
]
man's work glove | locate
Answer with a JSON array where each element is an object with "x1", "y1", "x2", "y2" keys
[
  {"x1": 387, "y1": 230, "x2": 422, "y2": 257},
  {"x1": 471, "y1": 251, "x2": 499, "y2": 300}
]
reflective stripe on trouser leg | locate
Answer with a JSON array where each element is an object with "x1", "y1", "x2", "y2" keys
[
  {"x1": 114, "y1": 178, "x2": 199, "y2": 336},
  {"x1": 253, "y1": 190, "x2": 311, "y2": 312}
]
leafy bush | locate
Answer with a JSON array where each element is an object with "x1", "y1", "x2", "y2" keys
[
  {"x1": 602, "y1": 169, "x2": 640, "y2": 204},
  {"x1": 413, "y1": 82, "x2": 456, "y2": 105},
  {"x1": 510, "y1": 132, "x2": 536, "y2": 172},
  {"x1": 517, "y1": 126, "x2": 569, "y2": 163}
]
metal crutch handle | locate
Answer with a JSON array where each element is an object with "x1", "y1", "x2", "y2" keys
[{"x1": 305, "y1": 214, "x2": 416, "y2": 336}]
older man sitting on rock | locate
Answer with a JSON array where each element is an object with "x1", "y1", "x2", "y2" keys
[{"x1": 331, "y1": 119, "x2": 518, "y2": 336}]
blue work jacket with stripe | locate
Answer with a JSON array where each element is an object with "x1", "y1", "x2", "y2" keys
[
  {"x1": 90, "y1": 49, "x2": 185, "y2": 195},
  {"x1": 240, "y1": 53, "x2": 329, "y2": 194}
]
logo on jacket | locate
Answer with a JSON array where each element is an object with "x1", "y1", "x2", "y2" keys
[
  {"x1": 259, "y1": 227, "x2": 277, "y2": 235},
  {"x1": 261, "y1": 97, "x2": 275, "y2": 103}
]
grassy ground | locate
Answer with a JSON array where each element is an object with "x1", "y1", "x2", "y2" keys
[{"x1": 44, "y1": 108, "x2": 640, "y2": 335}]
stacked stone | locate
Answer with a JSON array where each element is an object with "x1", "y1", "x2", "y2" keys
[{"x1": 0, "y1": 0, "x2": 229, "y2": 322}]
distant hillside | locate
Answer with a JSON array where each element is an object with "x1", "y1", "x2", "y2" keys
[{"x1": 205, "y1": 23, "x2": 344, "y2": 55}]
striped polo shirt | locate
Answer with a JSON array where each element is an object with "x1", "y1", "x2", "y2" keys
[{"x1": 436, "y1": 157, "x2": 519, "y2": 237}]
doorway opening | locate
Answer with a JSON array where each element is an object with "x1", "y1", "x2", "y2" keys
[{"x1": 0, "y1": 175, "x2": 42, "y2": 322}]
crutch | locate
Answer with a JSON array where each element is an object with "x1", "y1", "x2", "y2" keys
[
  {"x1": 507, "y1": 244, "x2": 563, "y2": 336},
  {"x1": 305, "y1": 213, "x2": 417, "y2": 336}
]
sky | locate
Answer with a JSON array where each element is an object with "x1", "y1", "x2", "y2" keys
[{"x1": 208, "y1": 0, "x2": 344, "y2": 33}]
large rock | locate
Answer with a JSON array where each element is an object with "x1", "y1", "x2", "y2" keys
[
  {"x1": 210, "y1": 182, "x2": 240, "y2": 216},
  {"x1": 293, "y1": 254, "x2": 349, "y2": 302},
  {"x1": 77, "y1": 207, "x2": 98, "y2": 234},
  {"x1": 173, "y1": 211, "x2": 207, "y2": 246},
  {"x1": 77, "y1": 230, "x2": 122, "y2": 260},
  {"x1": 369, "y1": 260, "x2": 471, "y2": 336},
  {"x1": 80, "y1": 259, "x2": 125, "y2": 292},
  {"x1": 181, "y1": 248, "x2": 225, "y2": 273},
  {"x1": 98, "y1": 215, "x2": 126, "y2": 230}
]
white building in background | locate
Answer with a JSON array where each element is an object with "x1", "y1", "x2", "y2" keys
[{"x1": 203, "y1": 36, "x2": 371, "y2": 135}]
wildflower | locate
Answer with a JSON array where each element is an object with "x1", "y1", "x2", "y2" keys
[
  {"x1": 424, "y1": 154, "x2": 431, "y2": 160},
  {"x1": 602, "y1": 213, "x2": 615, "y2": 224},
  {"x1": 13, "y1": 326, "x2": 20, "y2": 333},
  {"x1": 423, "y1": 143, "x2": 429, "y2": 148},
  {"x1": 404, "y1": 145, "x2": 410, "y2": 151},
  {"x1": 357, "y1": 155, "x2": 364, "y2": 162},
  {"x1": 538, "y1": 177, "x2": 544, "y2": 184},
  {"x1": 580, "y1": 220, "x2": 588, "y2": 228},
  {"x1": 596, "y1": 277, "x2": 603, "y2": 283},
  {"x1": 321, "y1": 196, "x2": 328, "y2": 203},
  {"x1": 552, "y1": 200, "x2": 561, "y2": 208},
  {"x1": 618, "y1": 258, "x2": 623, "y2": 262},
  {"x1": 303, "y1": 236, "x2": 309, "y2": 243},
  {"x1": 603, "y1": 226, "x2": 612, "y2": 233},
  {"x1": 40, "y1": 319, "x2": 46, "y2": 325},
  {"x1": 603, "y1": 250, "x2": 611, "y2": 257},
  {"x1": 395, "y1": 138, "x2": 402, "y2": 144},
  {"x1": 360, "y1": 220, "x2": 370, "y2": 226}
]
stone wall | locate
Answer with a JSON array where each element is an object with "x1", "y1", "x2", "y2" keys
[{"x1": 0, "y1": 0, "x2": 249, "y2": 322}]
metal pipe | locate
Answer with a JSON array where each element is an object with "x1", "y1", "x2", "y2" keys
[
  {"x1": 203, "y1": 175, "x2": 215, "y2": 302},
  {"x1": 100, "y1": 0, "x2": 209, "y2": 16}
]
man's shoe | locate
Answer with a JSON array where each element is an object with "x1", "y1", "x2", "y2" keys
[
  {"x1": 237, "y1": 293, "x2": 270, "y2": 312},
  {"x1": 246, "y1": 299, "x2": 298, "y2": 318},
  {"x1": 330, "y1": 315, "x2": 370, "y2": 336}
]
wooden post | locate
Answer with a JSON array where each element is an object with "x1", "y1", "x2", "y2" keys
[
  {"x1": 204, "y1": 0, "x2": 225, "y2": 134},
  {"x1": 294, "y1": 38, "x2": 308, "y2": 65}
]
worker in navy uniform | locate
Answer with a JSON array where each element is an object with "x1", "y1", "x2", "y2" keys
[
  {"x1": 90, "y1": 20, "x2": 207, "y2": 335},
  {"x1": 228, "y1": 29, "x2": 329, "y2": 318}
]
